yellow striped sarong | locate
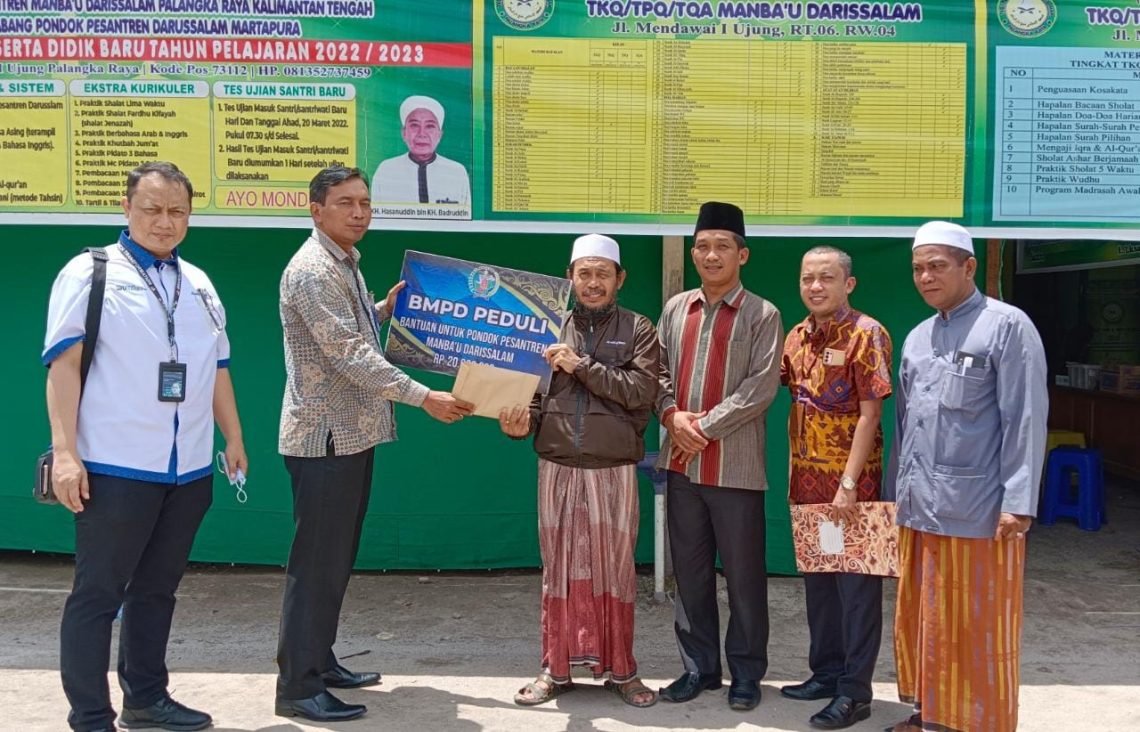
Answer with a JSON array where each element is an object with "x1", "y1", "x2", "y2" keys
[{"x1": 894, "y1": 526, "x2": 1025, "y2": 732}]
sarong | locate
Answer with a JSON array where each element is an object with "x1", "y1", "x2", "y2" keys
[
  {"x1": 894, "y1": 526, "x2": 1026, "y2": 732},
  {"x1": 537, "y1": 459, "x2": 639, "y2": 684}
]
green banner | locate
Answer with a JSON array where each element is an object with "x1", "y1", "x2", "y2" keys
[
  {"x1": 0, "y1": 2, "x2": 473, "y2": 217},
  {"x1": 988, "y1": 0, "x2": 1140, "y2": 232},
  {"x1": 482, "y1": 1, "x2": 974, "y2": 228},
  {"x1": 1, "y1": 1, "x2": 1140, "y2": 235},
  {"x1": 1018, "y1": 240, "x2": 1140, "y2": 271}
]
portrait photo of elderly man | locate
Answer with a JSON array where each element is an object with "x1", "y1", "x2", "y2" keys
[{"x1": 372, "y1": 94, "x2": 471, "y2": 211}]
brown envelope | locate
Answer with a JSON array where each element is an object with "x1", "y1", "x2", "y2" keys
[
  {"x1": 453, "y1": 361, "x2": 540, "y2": 419},
  {"x1": 789, "y1": 501, "x2": 899, "y2": 577}
]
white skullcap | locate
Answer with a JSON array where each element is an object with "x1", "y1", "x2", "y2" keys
[
  {"x1": 570, "y1": 234, "x2": 620, "y2": 266},
  {"x1": 913, "y1": 220, "x2": 974, "y2": 255},
  {"x1": 400, "y1": 95, "x2": 444, "y2": 127}
]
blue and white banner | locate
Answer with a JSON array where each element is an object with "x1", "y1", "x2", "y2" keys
[{"x1": 385, "y1": 251, "x2": 572, "y2": 391}]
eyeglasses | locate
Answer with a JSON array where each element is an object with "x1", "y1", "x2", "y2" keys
[{"x1": 196, "y1": 290, "x2": 225, "y2": 335}]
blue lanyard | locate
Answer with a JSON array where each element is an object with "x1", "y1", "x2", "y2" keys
[{"x1": 120, "y1": 244, "x2": 181, "y2": 361}]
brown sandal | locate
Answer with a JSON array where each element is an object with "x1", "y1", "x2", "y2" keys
[
  {"x1": 514, "y1": 672, "x2": 574, "y2": 706},
  {"x1": 605, "y1": 678, "x2": 658, "y2": 708}
]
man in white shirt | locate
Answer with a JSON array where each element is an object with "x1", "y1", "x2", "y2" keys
[
  {"x1": 45, "y1": 161, "x2": 246, "y2": 732},
  {"x1": 372, "y1": 95, "x2": 471, "y2": 210}
]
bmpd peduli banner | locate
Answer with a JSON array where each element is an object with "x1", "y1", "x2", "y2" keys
[{"x1": 385, "y1": 251, "x2": 571, "y2": 390}]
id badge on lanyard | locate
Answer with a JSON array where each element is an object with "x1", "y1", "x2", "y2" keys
[
  {"x1": 122, "y1": 245, "x2": 187, "y2": 403},
  {"x1": 158, "y1": 361, "x2": 186, "y2": 402}
]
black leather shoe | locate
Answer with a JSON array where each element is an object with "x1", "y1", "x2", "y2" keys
[
  {"x1": 119, "y1": 696, "x2": 212, "y2": 731},
  {"x1": 781, "y1": 678, "x2": 838, "y2": 701},
  {"x1": 274, "y1": 691, "x2": 366, "y2": 722},
  {"x1": 883, "y1": 712, "x2": 923, "y2": 732},
  {"x1": 810, "y1": 695, "x2": 872, "y2": 729},
  {"x1": 658, "y1": 671, "x2": 723, "y2": 703},
  {"x1": 321, "y1": 663, "x2": 382, "y2": 689},
  {"x1": 728, "y1": 678, "x2": 761, "y2": 711}
]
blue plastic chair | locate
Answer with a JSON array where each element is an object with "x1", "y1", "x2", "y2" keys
[{"x1": 1039, "y1": 447, "x2": 1106, "y2": 532}]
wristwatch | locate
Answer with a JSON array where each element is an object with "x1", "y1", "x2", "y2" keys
[{"x1": 839, "y1": 475, "x2": 857, "y2": 491}]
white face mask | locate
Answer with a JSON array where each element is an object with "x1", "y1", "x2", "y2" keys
[{"x1": 216, "y1": 451, "x2": 247, "y2": 504}]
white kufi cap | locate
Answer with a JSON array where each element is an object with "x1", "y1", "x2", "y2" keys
[
  {"x1": 400, "y1": 95, "x2": 444, "y2": 127},
  {"x1": 570, "y1": 234, "x2": 620, "y2": 265},
  {"x1": 912, "y1": 220, "x2": 974, "y2": 255}
]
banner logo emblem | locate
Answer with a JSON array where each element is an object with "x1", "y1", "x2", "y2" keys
[
  {"x1": 496, "y1": 0, "x2": 554, "y2": 31},
  {"x1": 468, "y1": 266, "x2": 501, "y2": 298},
  {"x1": 997, "y1": 0, "x2": 1056, "y2": 38}
]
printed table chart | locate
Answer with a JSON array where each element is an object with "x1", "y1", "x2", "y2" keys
[
  {"x1": 993, "y1": 46, "x2": 1140, "y2": 223},
  {"x1": 492, "y1": 37, "x2": 966, "y2": 218}
]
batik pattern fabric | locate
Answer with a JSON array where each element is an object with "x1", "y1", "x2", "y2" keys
[
  {"x1": 781, "y1": 307, "x2": 892, "y2": 505},
  {"x1": 537, "y1": 459, "x2": 639, "y2": 684},
  {"x1": 278, "y1": 228, "x2": 428, "y2": 457},
  {"x1": 789, "y1": 502, "x2": 899, "y2": 577},
  {"x1": 894, "y1": 526, "x2": 1026, "y2": 732}
]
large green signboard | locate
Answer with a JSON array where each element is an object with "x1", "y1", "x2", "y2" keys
[{"x1": 0, "y1": 0, "x2": 1138, "y2": 237}]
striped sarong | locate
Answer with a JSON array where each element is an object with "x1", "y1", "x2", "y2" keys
[
  {"x1": 894, "y1": 526, "x2": 1026, "y2": 732},
  {"x1": 537, "y1": 459, "x2": 639, "y2": 684}
]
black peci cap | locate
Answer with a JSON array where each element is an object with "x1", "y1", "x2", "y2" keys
[{"x1": 694, "y1": 201, "x2": 745, "y2": 238}]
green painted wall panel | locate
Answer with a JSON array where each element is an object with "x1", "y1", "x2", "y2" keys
[{"x1": 2, "y1": 224, "x2": 981, "y2": 575}]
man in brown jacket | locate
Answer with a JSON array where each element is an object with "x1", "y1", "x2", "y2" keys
[{"x1": 500, "y1": 234, "x2": 659, "y2": 710}]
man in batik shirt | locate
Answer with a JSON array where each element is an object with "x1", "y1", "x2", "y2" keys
[{"x1": 781, "y1": 246, "x2": 892, "y2": 730}]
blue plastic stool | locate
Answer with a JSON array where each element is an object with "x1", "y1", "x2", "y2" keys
[{"x1": 1039, "y1": 447, "x2": 1106, "y2": 531}]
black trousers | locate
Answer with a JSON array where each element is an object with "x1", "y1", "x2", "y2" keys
[
  {"x1": 803, "y1": 571, "x2": 883, "y2": 702},
  {"x1": 667, "y1": 470, "x2": 769, "y2": 681},
  {"x1": 59, "y1": 474, "x2": 212, "y2": 732},
  {"x1": 276, "y1": 443, "x2": 375, "y2": 700}
]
